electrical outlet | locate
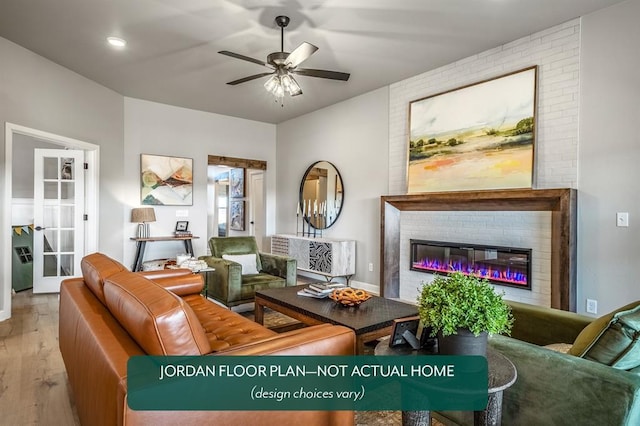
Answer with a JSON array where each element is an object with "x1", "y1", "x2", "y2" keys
[
  {"x1": 176, "y1": 210, "x2": 189, "y2": 217},
  {"x1": 586, "y1": 299, "x2": 598, "y2": 314},
  {"x1": 617, "y1": 212, "x2": 629, "y2": 227},
  {"x1": 368, "y1": 263, "x2": 374, "y2": 272}
]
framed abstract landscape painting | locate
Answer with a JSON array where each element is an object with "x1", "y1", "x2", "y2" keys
[
  {"x1": 408, "y1": 66, "x2": 537, "y2": 193},
  {"x1": 140, "y1": 154, "x2": 193, "y2": 205}
]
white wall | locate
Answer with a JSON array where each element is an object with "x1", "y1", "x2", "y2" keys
[
  {"x1": 0, "y1": 36, "x2": 124, "y2": 320},
  {"x1": 123, "y1": 98, "x2": 276, "y2": 267},
  {"x1": 578, "y1": 0, "x2": 640, "y2": 315},
  {"x1": 11, "y1": 134, "x2": 60, "y2": 198},
  {"x1": 276, "y1": 88, "x2": 389, "y2": 289}
]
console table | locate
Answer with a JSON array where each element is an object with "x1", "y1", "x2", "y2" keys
[
  {"x1": 271, "y1": 234, "x2": 356, "y2": 283},
  {"x1": 130, "y1": 236, "x2": 199, "y2": 272}
]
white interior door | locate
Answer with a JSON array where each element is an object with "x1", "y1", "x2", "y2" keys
[
  {"x1": 33, "y1": 149, "x2": 84, "y2": 293},
  {"x1": 249, "y1": 171, "x2": 265, "y2": 250}
]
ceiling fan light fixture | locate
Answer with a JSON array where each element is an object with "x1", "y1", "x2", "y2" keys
[
  {"x1": 274, "y1": 82, "x2": 285, "y2": 99},
  {"x1": 280, "y1": 74, "x2": 295, "y2": 91},
  {"x1": 286, "y1": 75, "x2": 302, "y2": 96},
  {"x1": 264, "y1": 73, "x2": 303, "y2": 100},
  {"x1": 264, "y1": 75, "x2": 279, "y2": 93}
]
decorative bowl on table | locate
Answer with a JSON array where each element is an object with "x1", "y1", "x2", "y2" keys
[
  {"x1": 180, "y1": 259, "x2": 209, "y2": 272},
  {"x1": 329, "y1": 288, "x2": 371, "y2": 307}
]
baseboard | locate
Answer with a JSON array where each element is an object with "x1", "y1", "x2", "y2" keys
[{"x1": 349, "y1": 280, "x2": 380, "y2": 296}]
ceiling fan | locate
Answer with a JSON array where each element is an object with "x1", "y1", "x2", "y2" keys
[{"x1": 219, "y1": 15, "x2": 350, "y2": 103}]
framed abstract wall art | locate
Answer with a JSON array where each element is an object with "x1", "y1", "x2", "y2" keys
[
  {"x1": 229, "y1": 168, "x2": 245, "y2": 198},
  {"x1": 230, "y1": 200, "x2": 245, "y2": 231},
  {"x1": 141, "y1": 154, "x2": 193, "y2": 205},
  {"x1": 408, "y1": 66, "x2": 537, "y2": 193}
]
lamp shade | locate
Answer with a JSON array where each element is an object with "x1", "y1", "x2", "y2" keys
[{"x1": 131, "y1": 207, "x2": 156, "y2": 223}]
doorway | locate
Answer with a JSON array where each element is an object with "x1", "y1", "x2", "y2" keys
[
  {"x1": 1, "y1": 123, "x2": 99, "y2": 321},
  {"x1": 207, "y1": 155, "x2": 267, "y2": 251}
]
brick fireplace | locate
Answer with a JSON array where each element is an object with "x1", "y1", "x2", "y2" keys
[{"x1": 380, "y1": 188, "x2": 577, "y2": 311}]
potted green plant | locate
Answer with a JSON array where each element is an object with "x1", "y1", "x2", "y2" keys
[{"x1": 417, "y1": 271, "x2": 514, "y2": 355}]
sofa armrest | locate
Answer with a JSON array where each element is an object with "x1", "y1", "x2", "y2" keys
[
  {"x1": 137, "y1": 268, "x2": 193, "y2": 280},
  {"x1": 216, "y1": 324, "x2": 355, "y2": 356},
  {"x1": 199, "y1": 256, "x2": 243, "y2": 302},
  {"x1": 146, "y1": 273, "x2": 204, "y2": 297},
  {"x1": 259, "y1": 252, "x2": 297, "y2": 286},
  {"x1": 492, "y1": 334, "x2": 640, "y2": 425},
  {"x1": 507, "y1": 300, "x2": 593, "y2": 346}
]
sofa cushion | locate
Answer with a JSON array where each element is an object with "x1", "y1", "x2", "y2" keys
[
  {"x1": 241, "y1": 274, "x2": 287, "y2": 300},
  {"x1": 222, "y1": 253, "x2": 259, "y2": 275},
  {"x1": 103, "y1": 271, "x2": 211, "y2": 355},
  {"x1": 569, "y1": 301, "x2": 640, "y2": 369},
  {"x1": 81, "y1": 252, "x2": 127, "y2": 304},
  {"x1": 183, "y1": 294, "x2": 277, "y2": 352}
]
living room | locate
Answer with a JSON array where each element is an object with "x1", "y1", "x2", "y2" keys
[
  {"x1": 3, "y1": 0, "x2": 639, "y2": 318},
  {"x1": 1, "y1": 0, "x2": 640, "y2": 424}
]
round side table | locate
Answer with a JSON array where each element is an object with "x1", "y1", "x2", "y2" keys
[{"x1": 375, "y1": 337, "x2": 517, "y2": 426}]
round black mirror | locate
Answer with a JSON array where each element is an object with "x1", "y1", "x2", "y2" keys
[{"x1": 299, "y1": 161, "x2": 343, "y2": 229}]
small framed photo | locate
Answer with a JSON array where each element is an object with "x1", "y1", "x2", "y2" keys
[
  {"x1": 175, "y1": 221, "x2": 189, "y2": 232},
  {"x1": 389, "y1": 315, "x2": 433, "y2": 349}
]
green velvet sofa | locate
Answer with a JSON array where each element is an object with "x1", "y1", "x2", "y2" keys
[
  {"x1": 434, "y1": 300, "x2": 640, "y2": 426},
  {"x1": 199, "y1": 236, "x2": 297, "y2": 307}
]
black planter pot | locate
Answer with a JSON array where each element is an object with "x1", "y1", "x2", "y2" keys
[{"x1": 437, "y1": 328, "x2": 488, "y2": 356}]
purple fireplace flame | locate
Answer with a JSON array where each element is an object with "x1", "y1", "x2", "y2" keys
[{"x1": 411, "y1": 239, "x2": 532, "y2": 290}]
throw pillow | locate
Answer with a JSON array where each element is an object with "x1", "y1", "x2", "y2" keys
[
  {"x1": 568, "y1": 301, "x2": 640, "y2": 370},
  {"x1": 222, "y1": 253, "x2": 259, "y2": 275},
  {"x1": 544, "y1": 343, "x2": 573, "y2": 354}
]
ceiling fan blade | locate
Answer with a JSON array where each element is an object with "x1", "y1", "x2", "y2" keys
[
  {"x1": 219, "y1": 51, "x2": 269, "y2": 67},
  {"x1": 226, "y1": 72, "x2": 274, "y2": 85},
  {"x1": 293, "y1": 68, "x2": 350, "y2": 81},
  {"x1": 284, "y1": 42, "x2": 318, "y2": 68}
]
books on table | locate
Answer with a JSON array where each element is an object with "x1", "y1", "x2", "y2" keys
[{"x1": 297, "y1": 282, "x2": 347, "y2": 299}]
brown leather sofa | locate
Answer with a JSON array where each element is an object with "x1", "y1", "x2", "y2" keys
[{"x1": 59, "y1": 253, "x2": 356, "y2": 426}]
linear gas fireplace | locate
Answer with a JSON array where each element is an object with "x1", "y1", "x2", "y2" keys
[{"x1": 410, "y1": 239, "x2": 532, "y2": 290}]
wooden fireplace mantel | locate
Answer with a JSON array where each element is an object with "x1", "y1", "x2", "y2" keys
[{"x1": 380, "y1": 188, "x2": 577, "y2": 311}]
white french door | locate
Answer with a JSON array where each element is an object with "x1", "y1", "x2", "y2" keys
[{"x1": 32, "y1": 149, "x2": 85, "y2": 293}]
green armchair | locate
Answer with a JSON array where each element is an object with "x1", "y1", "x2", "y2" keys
[
  {"x1": 199, "y1": 236, "x2": 297, "y2": 307},
  {"x1": 434, "y1": 301, "x2": 640, "y2": 425}
]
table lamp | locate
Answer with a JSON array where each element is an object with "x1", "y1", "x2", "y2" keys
[{"x1": 131, "y1": 207, "x2": 156, "y2": 238}]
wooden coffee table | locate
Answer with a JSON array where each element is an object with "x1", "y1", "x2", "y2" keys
[{"x1": 254, "y1": 285, "x2": 418, "y2": 354}]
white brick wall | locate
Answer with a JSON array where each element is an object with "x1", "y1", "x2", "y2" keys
[
  {"x1": 388, "y1": 20, "x2": 580, "y2": 307},
  {"x1": 399, "y1": 211, "x2": 551, "y2": 307}
]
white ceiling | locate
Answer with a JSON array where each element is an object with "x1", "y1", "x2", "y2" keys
[{"x1": 0, "y1": 0, "x2": 625, "y2": 124}]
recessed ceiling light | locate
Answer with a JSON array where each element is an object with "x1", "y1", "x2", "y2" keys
[{"x1": 107, "y1": 37, "x2": 126, "y2": 48}]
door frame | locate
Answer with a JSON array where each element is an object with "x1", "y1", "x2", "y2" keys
[
  {"x1": 1, "y1": 123, "x2": 99, "y2": 321},
  {"x1": 248, "y1": 170, "x2": 266, "y2": 250}
]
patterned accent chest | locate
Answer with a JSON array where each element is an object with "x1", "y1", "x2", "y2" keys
[
  {"x1": 271, "y1": 234, "x2": 355, "y2": 280},
  {"x1": 309, "y1": 241, "x2": 332, "y2": 273}
]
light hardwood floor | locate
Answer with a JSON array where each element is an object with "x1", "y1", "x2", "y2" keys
[{"x1": 0, "y1": 290, "x2": 80, "y2": 426}]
